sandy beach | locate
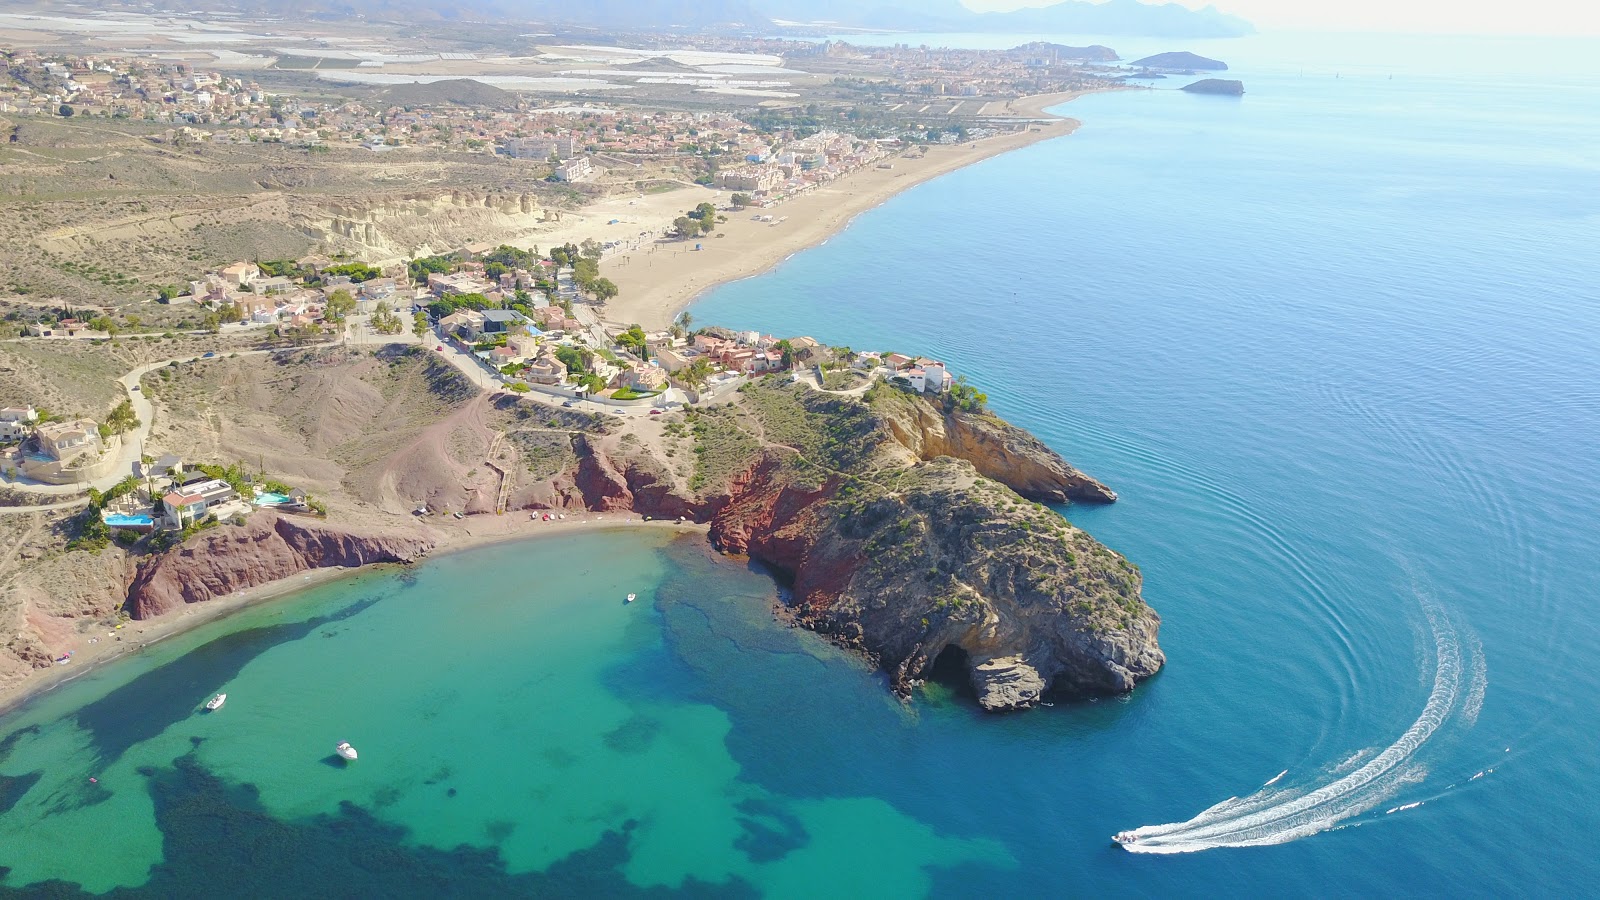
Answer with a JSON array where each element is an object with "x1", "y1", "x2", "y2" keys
[
  {"x1": 0, "y1": 512, "x2": 705, "y2": 715},
  {"x1": 599, "y1": 91, "x2": 1097, "y2": 330}
]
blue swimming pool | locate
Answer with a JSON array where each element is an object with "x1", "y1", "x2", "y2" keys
[
  {"x1": 103, "y1": 514, "x2": 153, "y2": 528},
  {"x1": 253, "y1": 492, "x2": 292, "y2": 506}
]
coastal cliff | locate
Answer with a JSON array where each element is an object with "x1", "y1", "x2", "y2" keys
[
  {"x1": 126, "y1": 512, "x2": 439, "y2": 619},
  {"x1": 514, "y1": 378, "x2": 1164, "y2": 710}
]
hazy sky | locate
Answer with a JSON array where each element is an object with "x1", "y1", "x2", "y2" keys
[{"x1": 962, "y1": 0, "x2": 1600, "y2": 35}]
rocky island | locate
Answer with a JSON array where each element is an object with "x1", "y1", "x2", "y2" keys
[
  {"x1": 1132, "y1": 51, "x2": 1229, "y2": 71},
  {"x1": 1182, "y1": 79, "x2": 1246, "y2": 96}
]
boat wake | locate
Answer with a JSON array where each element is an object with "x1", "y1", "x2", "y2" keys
[{"x1": 1119, "y1": 598, "x2": 1482, "y2": 854}]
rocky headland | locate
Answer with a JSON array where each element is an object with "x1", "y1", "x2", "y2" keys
[{"x1": 514, "y1": 378, "x2": 1164, "y2": 711}]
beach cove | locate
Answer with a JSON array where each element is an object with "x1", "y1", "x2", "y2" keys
[{"x1": 4, "y1": 29, "x2": 1600, "y2": 897}]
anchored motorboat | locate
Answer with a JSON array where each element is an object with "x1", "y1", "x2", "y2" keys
[
  {"x1": 335, "y1": 741, "x2": 358, "y2": 761},
  {"x1": 205, "y1": 693, "x2": 226, "y2": 711},
  {"x1": 626, "y1": 593, "x2": 637, "y2": 603}
]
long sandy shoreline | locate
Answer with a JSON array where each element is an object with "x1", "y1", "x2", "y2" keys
[
  {"x1": 601, "y1": 90, "x2": 1102, "y2": 330},
  {"x1": 0, "y1": 513, "x2": 705, "y2": 716}
]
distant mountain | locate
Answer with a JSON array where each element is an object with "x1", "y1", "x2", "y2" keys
[
  {"x1": 130, "y1": 0, "x2": 1250, "y2": 38},
  {"x1": 973, "y1": 0, "x2": 1253, "y2": 39},
  {"x1": 756, "y1": 0, "x2": 1252, "y2": 38},
  {"x1": 1011, "y1": 42, "x2": 1122, "y2": 62},
  {"x1": 1131, "y1": 51, "x2": 1229, "y2": 70}
]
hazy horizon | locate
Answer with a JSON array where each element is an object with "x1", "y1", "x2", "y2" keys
[{"x1": 960, "y1": 0, "x2": 1600, "y2": 37}]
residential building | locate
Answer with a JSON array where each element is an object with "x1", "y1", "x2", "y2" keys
[
  {"x1": 219, "y1": 262, "x2": 259, "y2": 288},
  {"x1": 440, "y1": 309, "x2": 487, "y2": 339},
  {"x1": 503, "y1": 134, "x2": 578, "y2": 160},
  {"x1": 523, "y1": 354, "x2": 565, "y2": 385},
  {"x1": 161, "y1": 478, "x2": 238, "y2": 528},
  {"x1": 34, "y1": 419, "x2": 102, "y2": 461},
  {"x1": 480, "y1": 309, "x2": 526, "y2": 335},
  {"x1": 0, "y1": 407, "x2": 37, "y2": 442},
  {"x1": 553, "y1": 156, "x2": 596, "y2": 183}
]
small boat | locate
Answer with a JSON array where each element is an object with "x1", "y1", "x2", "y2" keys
[
  {"x1": 335, "y1": 741, "x2": 358, "y2": 761},
  {"x1": 626, "y1": 593, "x2": 637, "y2": 603},
  {"x1": 205, "y1": 693, "x2": 227, "y2": 711},
  {"x1": 1112, "y1": 831, "x2": 1139, "y2": 846}
]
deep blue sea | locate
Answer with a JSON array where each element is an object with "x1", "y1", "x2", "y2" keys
[
  {"x1": 695, "y1": 30, "x2": 1600, "y2": 894},
  {"x1": 3, "y1": 32, "x2": 1598, "y2": 897}
]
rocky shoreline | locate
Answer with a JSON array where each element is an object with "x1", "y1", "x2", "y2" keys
[{"x1": 6, "y1": 379, "x2": 1163, "y2": 715}]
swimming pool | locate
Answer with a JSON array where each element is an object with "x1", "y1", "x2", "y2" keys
[
  {"x1": 253, "y1": 492, "x2": 292, "y2": 506},
  {"x1": 103, "y1": 514, "x2": 153, "y2": 528}
]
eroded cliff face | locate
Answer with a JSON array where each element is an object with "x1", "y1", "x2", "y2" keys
[
  {"x1": 873, "y1": 391, "x2": 1117, "y2": 503},
  {"x1": 302, "y1": 191, "x2": 560, "y2": 262},
  {"x1": 517, "y1": 382, "x2": 1162, "y2": 711},
  {"x1": 126, "y1": 512, "x2": 439, "y2": 619}
]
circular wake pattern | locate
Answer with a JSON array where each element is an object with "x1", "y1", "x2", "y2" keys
[{"x1": 1119, "y1": 598, "x2": 1480, "y2": 854}]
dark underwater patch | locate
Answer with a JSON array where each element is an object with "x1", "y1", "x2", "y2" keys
[
  {"x1": 71, "y1": 594, "x2": 386, "y2": 768},
  {"x1": 602, "y1": 714, "x2": 664, "y2": 754},
  {"x1": 732, "y1": 797, "x2": 810, "y2": 864},
  {"x1": 0, "y1": 750, "x2": 759, "y2": 899},
  {"x1": 0, "y1": 771, "x2": 41, "y2": 817}
]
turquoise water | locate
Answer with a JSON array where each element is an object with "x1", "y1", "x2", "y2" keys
[
  {"x1": 253, "y1": 492, "x2": 292, "y2": 506},
  {"x1": 5, "y1": 32, "x2": 1600, "y2": 896},
  {"x1": 102, "y1": 515, "x2": 153, "y2": 528}
]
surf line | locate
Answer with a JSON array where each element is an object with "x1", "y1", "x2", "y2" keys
[{"x1": 1117, "y1": 597, "x2": 1476, "y2": 854}]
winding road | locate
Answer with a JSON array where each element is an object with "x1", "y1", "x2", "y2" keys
[{"x1": 1, "y1": 344, "x2": 332, "y2": 511}]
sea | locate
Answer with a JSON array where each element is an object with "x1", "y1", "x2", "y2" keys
[{"x1": 3, "y1": 30, "x2": 1599, "y2": 897}]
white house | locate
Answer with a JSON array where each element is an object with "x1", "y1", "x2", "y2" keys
[{"x1": 0, "y1": 407, "x2": 37, "y2": 442}]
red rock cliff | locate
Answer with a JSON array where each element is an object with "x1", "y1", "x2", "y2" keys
[{"x1": 126, "y1": 512, "x2": 439, "y2": 618}]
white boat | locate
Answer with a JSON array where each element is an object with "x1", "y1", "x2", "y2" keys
[
  {"x1": 626, "y1": 593, "x2": 637, "y2": 603},
  {"x1": 336, "y1": 741, "x2": 358, "y2": 761},
  {"x1": 1112, "y1": 831, "x2": 1139, "y2": 846},
  {"x1": 205, "y1": 693, "x2": 226, "y2": 711}
]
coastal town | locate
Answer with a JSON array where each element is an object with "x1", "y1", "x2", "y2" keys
[
  {"x1": 0, "y1": 0, "x2": 1147, "y2": 764},
  {"x1": 0, "y1": 232, "x2": 974, "y2": 545}
]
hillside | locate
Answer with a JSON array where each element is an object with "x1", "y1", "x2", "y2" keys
[{"x1": 0, "y1": 346, "x2": 1161, "y2": 712}]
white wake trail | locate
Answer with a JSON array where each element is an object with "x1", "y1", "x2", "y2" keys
[{"x1": 1120, "y1": 599, "x2": 1469, "y2": 854}]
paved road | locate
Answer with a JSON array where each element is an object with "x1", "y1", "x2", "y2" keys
[{"x1": 0, "y1": 496, "x2": 92, "y2": 516}]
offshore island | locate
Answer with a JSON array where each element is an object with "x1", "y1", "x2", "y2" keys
[{"x1": 0, "y1": 10, "x2": 1173, "y2": 714}]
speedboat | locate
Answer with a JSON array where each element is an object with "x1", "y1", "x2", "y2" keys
[
  {"x1": 626, "y1": 593, "x2": 637, "y2": 603},
  {"x1": 205, "y1": 693, "x2": 226, "y2": 711},
  {"x1": 1112, "y1": 831, "x2": 1139, "y2": 846},
  {"x1": 336, "y1": 741, "x2": 358, "y2": 761}
]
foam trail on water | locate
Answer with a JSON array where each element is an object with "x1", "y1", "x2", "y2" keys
[{"x1": 1120, "y1": 599, "x2": 1469, "y2": 854}]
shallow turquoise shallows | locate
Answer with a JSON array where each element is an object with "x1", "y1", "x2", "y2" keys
[{"x1": 4, "y1": 31, "x2": 1600, "y2": 897}]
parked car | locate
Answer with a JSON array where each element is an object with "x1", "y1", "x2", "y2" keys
[
  {"x1": 435, "y1": 345, "x2": 444, "y2": 352},
  {"x1": 649, "y1": 409, "x2": 663, "y2": 415},
  {"x1": 201, "y1": 351, "x2": 216, "y2": 358}
]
